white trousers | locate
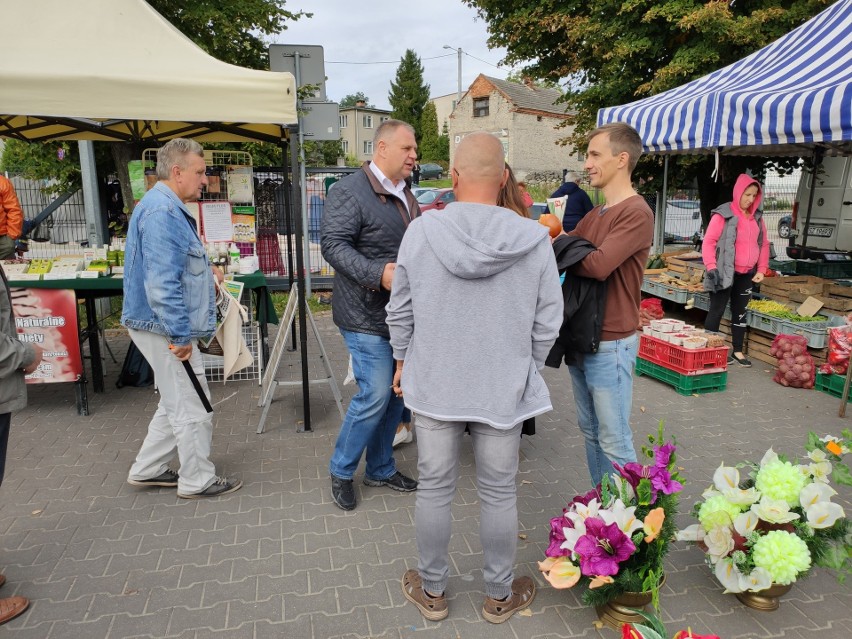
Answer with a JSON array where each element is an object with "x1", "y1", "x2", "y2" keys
[{"x1": 127, "y1": 329, "x2": 216, "y2": 494}]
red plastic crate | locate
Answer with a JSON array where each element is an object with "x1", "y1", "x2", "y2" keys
[{"x1": 639, "y1": 334, "x2": 728, "y2": 374}]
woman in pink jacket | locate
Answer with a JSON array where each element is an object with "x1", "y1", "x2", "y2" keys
[{"x1": 701, "y1": 174, "x2": 769, "y2": 367}]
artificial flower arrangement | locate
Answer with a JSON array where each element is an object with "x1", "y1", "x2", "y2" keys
[
  {"x1": 677, "y1": 431, "x2": 851, "y2": 594},
  {"x1": 621, "y1": 609, "x2": 719, "y2": 639},
  {"x1": 539, "y1": 422, "x2": 684, "y2": 608}
]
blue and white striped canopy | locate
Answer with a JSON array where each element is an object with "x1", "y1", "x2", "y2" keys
[{"x1": 597, "y1": 0, "x2": 852, "y2": 156}]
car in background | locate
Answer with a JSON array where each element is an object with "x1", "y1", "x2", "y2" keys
[
  {"x1": 412, "y1": 187, "x2": 436, "y2": 200},
  {"x1": 418, "y1": 188, "x2": 455, "y2": 211},
  {"x1": 418, "y1": 163, "x2": 444, "y2": 180},
  {"x1": 529, "y1": 202, "x2": 548, "y2": 220},
  {"x1": 778, "y1": 215, "x2": 792, "y2": 238}
]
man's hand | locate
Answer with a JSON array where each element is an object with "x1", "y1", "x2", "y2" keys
[
  {"x1": 381, "y1": 263, "x2": 397, "y2": 291},
  {"x1": 169, "y1": 344, "x2": 193, "y2": 361},
  {"x1": 211, "y1": 265, "x2": 225, "y2": 284},
  {"x1": 22, "y1": 344, "x2": 44, "y2": 374},
  {"x1": 752, "y1": 271, "x2": 764, "y2": 284},
  {"x1": 639, "y1": 308, "x2": 656, "y2": 328},
  {"x1": 391, "y1": 362, "x2": 403, "y2": 398}
]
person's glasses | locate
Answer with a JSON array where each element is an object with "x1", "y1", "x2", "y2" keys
[{"x1": 453, "y1": 168, "x2": 460, "y2": 178}]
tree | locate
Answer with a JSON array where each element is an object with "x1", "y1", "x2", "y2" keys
[
  {"x1": 505, "y1": 69, "x2": 559, "y2": 90},
  {"x1": 465, "y1": 0, "x2": 828, "y2": 224},
  {"x1": 418, "y1": 102, "x2": 441, "y2": 162},
  {"x1": 388, "y1": 50, "x2": 430, "y2": 143},
  {"x1": 339, "y1": 92, "x2": 373, "y2": 108}
]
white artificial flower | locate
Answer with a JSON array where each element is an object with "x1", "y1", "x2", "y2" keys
[
  {"x1": 598, "y1": 499, "x2": 643, "y2": 537},
  {"x1": 715, "y1": 557, "x2": 745, "y2": 593},
  {"x1": 806, "y1": 501, "x2": 845, "y2": 529},
  {"x1": 704, "y1": 526, "x2": 735, "y2": 561},
  {"x1": 723, "y1": 487, "x2": 760, "y2": 507},
  {"x1": 800, "y1": 482, "x2": 837, "y2": 509},
  {"x1": 675, "y1": 524, "x2": 705, "y2": 543},
  {"x1": 808, "y1": 460, "x2": 833, "y2": 483},
  {"x1": 701, "y1": 486, "x2": 722, "y2": 500},
  {"x1": 751, "y1": 497, "x2": 800, "y2": 524},
  {"x1": 569, "y1": 498, "x2": 601, "y2": 523},
  {"x1": 733, "y1": 511, "x2": 759, "y2": 537},
  {"x1": 820, "y1": 435, "x2": 850, "y2": 454},
  {"x1": 740, "y1": 567, "x2": 773, "y2": 593},
  {"x1": 713, "y1": 464, "x2": 740, "y2": 492},
  {"x1": 808, "y1": 448, "x2": 828, "y2": 463},
  {"x1": 608, "y1": 473, "x2": 636, "y2": 502},
  {"x1": 759, "y1": 448, "x2": 779, "y2": 468},
  {"x1": 560, "y1": 519, "x2": 587, "y2": 553}
]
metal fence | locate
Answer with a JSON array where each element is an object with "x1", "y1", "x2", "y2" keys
[{"x1": 9, "y1": 175, "x2": 88, "y2": 258}]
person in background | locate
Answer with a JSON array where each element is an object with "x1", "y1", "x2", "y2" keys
[
  {"x1": 555, "y1": 123, "x2": 653, "y2": 486},
  {"x1": 122, "y1": 138, "x2": 241, "y2": 499},
  {"x1": 412, "y1": 162, "x2": 421, "y2": 186},
  {"x1": 388, "y1": 132, "x2": 562, "y2": 624},
  {"x1": 321, "y1": 119, "x2": 420, "y2": 511},
  {"x1": 701, "y1": 174, "x2": 768, "y2": 368},
  {"x1": 0, "y1": 263, "x2": 44, "y2": 625},
  {"x1": 549, "y1": 170, "x2": 594, "y2": 232},
  {"x1": 0, "y1": 175, "x2": 24, "y2": 260},
  {"x1": 497, "y1": 165, "x2": 532, "y2": 218},
  {"x1": 517, "y1": 180, "x2": 534, "y2": 209}
]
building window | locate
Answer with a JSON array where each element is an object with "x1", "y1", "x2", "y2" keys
[
  {"x1": 380, "y1": 116, "x2": 389, "y2": 123},
  {"x1": 577, "y1": 151, "x2": 585, "y2": 162},
  {"x1": 364, "y1": 141, "x2": 373, "y2": 155},
  {"x1": 363, "y1": 115, "x2": 374, "y2": 128},
  {"x1": 473, "y1": 97, "x2": 489, "y2": 118},
  {"x1": 341, "y1": 140, "x2": 349, "y2": 154},
  {"x1": 339, "y1": 114, "x2": 348, "y2": 129}
]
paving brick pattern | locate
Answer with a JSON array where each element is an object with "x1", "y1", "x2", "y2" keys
[{"x1": 1, "y1": 313, "x2": 850, "y2": 638}]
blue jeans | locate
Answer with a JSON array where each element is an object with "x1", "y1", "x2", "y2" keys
[
  {"x1": 568, "y1": 333, "x2": 639, "y2": 486},
  {"x1": 329, "y1": 330, "x2": 405, "y2": 481}
]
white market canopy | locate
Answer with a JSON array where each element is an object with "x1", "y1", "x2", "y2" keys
[
  {"x1": 0, "y1": 0, "x2": 298, "y2": 144},
  {"x1": 598, "y1": 0, "x2": 852, "y2": 157}
]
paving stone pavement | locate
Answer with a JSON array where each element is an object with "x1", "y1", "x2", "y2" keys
[{"x1": 1, "y1": 312, "x2": 850, "y2": 638}]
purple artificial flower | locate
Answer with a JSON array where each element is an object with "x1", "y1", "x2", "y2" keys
[
  {"x1": 654, "y1": 442, "x2": 676, "y2": 469},
  {"x1": 571, "y1": 485, "x2": 602, "y2": 507},
  {"x1": 614, "y1": 457, "x2": 683, "y2": 502},
  {"x1": 650, "y1": 467, "x2": 683, "y2": 498},
  {"x1": 546, "y1": 515, "x2": 572, "y2": 558},
  {"x1": 613, "y1": 462, "x2": 645, "y2": 490},
  {"x1": 572, "y1": 517, "x2": 636, "y2": 576}
]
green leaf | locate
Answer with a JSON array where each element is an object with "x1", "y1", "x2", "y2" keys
[{"x1": 637, "y1": 478, "x2": 653, "y2": 505}]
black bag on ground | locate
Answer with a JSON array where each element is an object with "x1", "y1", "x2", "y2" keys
[{"x1": 116, "y1": 342, "x2": 154, "y2": 388}]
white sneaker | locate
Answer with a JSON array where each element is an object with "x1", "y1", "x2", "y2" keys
[{"x1": 392, "y1": 422, "x2": 414, "y2": 447}]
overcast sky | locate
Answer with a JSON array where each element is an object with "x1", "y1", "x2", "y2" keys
[{"x1": 271, "y1": 0, "x2": 513, "y2": 110}]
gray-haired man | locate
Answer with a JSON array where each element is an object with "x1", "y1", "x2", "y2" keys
[{"x1": 549, "y1": 169, "x2": 594, "y2": 231}]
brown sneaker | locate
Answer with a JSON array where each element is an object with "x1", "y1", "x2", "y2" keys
[
  {"x1": 482, "y1": 576, "x2": 536, "y2": 624},
  {"x1": 401, "y1": 569, "x2": 448, "y2": 621}
]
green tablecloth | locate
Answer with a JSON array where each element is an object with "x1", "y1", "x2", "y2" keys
[{"x1": 8, "y1": 270, "x2": 278, "y2": 324}]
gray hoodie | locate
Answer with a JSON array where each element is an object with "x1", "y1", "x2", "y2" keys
[{"x1": 386, "y1": 202, "x2": 563, "y2": 429}]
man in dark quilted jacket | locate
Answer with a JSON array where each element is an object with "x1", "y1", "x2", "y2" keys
[{"x1": 320, "y1": 119, "x2": 421, "y2": 510}]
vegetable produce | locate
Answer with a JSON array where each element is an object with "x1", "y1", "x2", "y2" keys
[
  {"x1": 770, "y1": 334, "x2": 815, "y2": 389},
  {"x1": 747, "y1": 299, "x2": 826, "y2": 322},
  {"x1": 538, "y1": 213, "x2": 562, "y2": 238}
]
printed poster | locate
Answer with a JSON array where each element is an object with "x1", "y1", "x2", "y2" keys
[
  {"x1": 232, "y1": 214, "x2": 256, "y2": 243},
  {"x1": 200, "y1": 201, "x2": 233, "y2": 242},
  {"x1": 11, "y1": 288, "x2": 83, "y2": 384},
  {"x1": 226, "y1": 166, "x2": 254, "y2": 203}
]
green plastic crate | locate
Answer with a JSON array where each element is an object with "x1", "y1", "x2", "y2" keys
[
  {"x1": 815, "y1": 373, "x2": 852, "y2": 402},
  {"x1": 768, "y1": 259, "x2": 797, "y2": 275},
  {"x1": 793, "y1": 260, "x2": 852, "y2": 279},
  {"x1": 635, "y1": 357, "x2": 727, "y2": 396}
]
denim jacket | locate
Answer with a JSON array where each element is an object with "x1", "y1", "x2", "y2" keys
[{"x1": 121, "y1": 183, "x2": 216, "y2": 346}]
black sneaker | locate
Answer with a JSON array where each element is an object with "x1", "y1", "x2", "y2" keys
[
  {"x1": 177, "y1": 476, "x2": 242, "y2": 499},
  {"x1": 727, "y1": 354, "x2": 736, "y2": 366},
  {"x1": 127, "y1": 468, "x2": 179, "y2": 488},
  {"x1": 331, "y1": 475, "x2": 356, "y2": 510},
  {"x1": 363, "y1": 471, "x2": 418, "y2": 492},
  {"x1": 732, "y1": 354, "x2": 752, "y2": 367}
]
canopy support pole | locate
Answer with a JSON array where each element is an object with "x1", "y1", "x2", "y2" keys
[
  {"x1": 799, "y1": 147, "x2": 824, "y2": 253},
  {"x1": 653, "y1": 156, "x2": 670, "y2": 254}
]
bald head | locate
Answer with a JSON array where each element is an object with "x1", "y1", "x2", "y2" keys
[{"x1": 452, "y1": 133, "x2": 508, "y2": 204}]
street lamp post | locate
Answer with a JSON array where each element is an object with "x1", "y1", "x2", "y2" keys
[{"x1": 443, "y1": 45, "x2": 462, "y2": 105}]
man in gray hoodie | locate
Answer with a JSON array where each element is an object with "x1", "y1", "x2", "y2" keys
[{"x1": 386, "y1": 132, "x2": 563, "y2": 624}]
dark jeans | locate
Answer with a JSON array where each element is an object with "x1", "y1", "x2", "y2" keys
[
  {"x1": 0, "y1": 412, "x2": 10, "y2": 487},
  {"x1": 705, "y1": 270, "x2": 755, "y2": 351}
]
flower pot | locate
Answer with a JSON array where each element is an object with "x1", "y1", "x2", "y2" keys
[
  {"x1": 735, "y1": 583, "x2": 792, "y2": 611},
  {"x1": 595, "y1": 575, "x2": 666, "y2": 629}
]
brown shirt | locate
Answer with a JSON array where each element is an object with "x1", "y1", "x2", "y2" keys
[{"x1": 569, "y1": 194, "x2": 654, "y2": 341}]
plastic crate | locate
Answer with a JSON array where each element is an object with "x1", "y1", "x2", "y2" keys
[
  {"x1": 746, "y1": 311, "x2": 828, "y2": 348},
  {"x1": 692, "y1": 292, "x2": 733, "y2": 319},
  {"x1": 793, "y1": 260, "x2": 852, "y2": 279},
  {"x1": 768, "y1": 259, "x2": 798, "y2": 275},
  {"x1": 635, "y1": 357, "x2": 727, "y2": 396},
  {"x1": 642, "y1": 278, "x2": 690, "y2": 304},
  {"x1": 815, "y1": 373, "x2": 852, "y2": 402},
  {"x1": 639, "y1": 334, "x2": 728, "y2": 374}
]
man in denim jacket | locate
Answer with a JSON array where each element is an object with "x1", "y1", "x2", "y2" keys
[{"x1": 122, "y1": 138, "x2": 241, "y2": 499}]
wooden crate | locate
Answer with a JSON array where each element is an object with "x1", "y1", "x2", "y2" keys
[
  {"x1": 761, "y1": 275, "x2": 829, "y2": 297},
  {"x1": 746, "y1": 328, "x2": 827, "y2": 366},
  {"x1": 786, "y1": 290, "x2": 852, "y2": 312}
]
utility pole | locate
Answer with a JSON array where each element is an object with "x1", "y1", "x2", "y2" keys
[{"x1": 443, "y1": 45, "x2": 462, "y2": 105}]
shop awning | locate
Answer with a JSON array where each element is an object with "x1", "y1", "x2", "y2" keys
[
  {"x1": 0, "y1": 0, "x2": 298, "y2": 144},
  {"x1": 597, "y1": 0, "x2": 852, "y2": 157}
]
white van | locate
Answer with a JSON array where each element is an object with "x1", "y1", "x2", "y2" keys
[{"x1": 786, "y1": 155, "x2": 852, "y2": 259}]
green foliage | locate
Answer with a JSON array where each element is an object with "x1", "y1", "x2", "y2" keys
[
  {"x1": 0, "y1": 140, "x2": 82, "y2": 195},
  {"x1": 388, "y1": 50, "x2": 430, "y2": 143},
  {"x1": 464, "y1": 0, "x2": 829, "y2": 217},
  {"x1": 339, "y1": 92, "x2": 372, "y2": 108},
  {"x1": 418, "y1": 102, "x2": 448, "y2": 163},
  {"x1": 147, "y1": 0, "x2": 311, "y2": 70}
]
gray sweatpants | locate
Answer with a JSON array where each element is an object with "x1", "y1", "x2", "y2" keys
[
  {"x1": 414, "y1": 414, "x2": 522, "y2": 601},
  {"x1": 126, "y1": 329, "x2": 216, "y2": 494}
]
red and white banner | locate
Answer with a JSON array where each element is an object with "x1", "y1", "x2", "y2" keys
[{"x1": 11, "y1": 288, "x2": 83, "y2": 384}]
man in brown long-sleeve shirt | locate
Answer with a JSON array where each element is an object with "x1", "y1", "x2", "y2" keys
[{"x1": 562, "y1": 123, "x2": 653, "y2": 485}]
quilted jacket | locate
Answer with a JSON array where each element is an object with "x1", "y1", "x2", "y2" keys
[
  {"x1": 1, "y1": 265, "x2": 35, "y2": 413},
  {"x1": 321, "y1": 164, "x2": 420, "y2": 338}
]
